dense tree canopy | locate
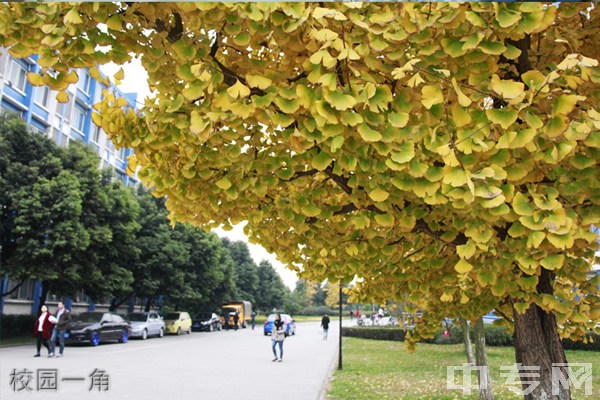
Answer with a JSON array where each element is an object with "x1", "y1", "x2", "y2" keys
[
  {"x1": 2, "y1": 3, "x2": 599, "y2": 397},
  {"x1": 0, "y1": 116, "x2": 284, "y2": 314}
]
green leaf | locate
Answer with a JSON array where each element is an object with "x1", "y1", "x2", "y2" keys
[
  {"x1": 390, "y1": 143, "x2": 415, "y2": 164},
  {"x1": 512, "y1": 192, "x2": 534, "y2": 216},
  {"x1": 233, "y1": 32, "x2": 251, "y2": 47},
  {"x1": 388, "y1": 112, "x2": 409, "y2": 128},
  {"x1": 374, "y1": 213, "x2": 395, "y2": 227},
  {"x1": 486, "y1": 108, "x2": 519, "y2": 129},
  {"x1": 521, "y1": 70, "x2": 546, "y2": 90},
  {"x1": 166, "y1": 94, "x2": 185, "y2": 113},
  {"x1": 301, "y1": 204, "x2": 321, "y2": 217},
  {"x1": 330, "y1": 136, "x2": 344, "y2": 152},
  {"x1": 357, "y1": 123, "x2": 382, "y2": 142},
  {"x1": 274, "y1": 97, "x2": 300, "y2": 114},
  {"x1": 323, "y1": 90, "x2": 357, "y2": 111},
  {"x1": 552, "y1": 95, "x2": 578, "y2": 116},
  {"x1": 182, "y1": 82, "x2": 204, "y2": 102},
  {"x1": 311, "y1": 151, "x2": 332, "y2": 171},
  {"x1": 172, "y1": 40, "x2": 196, "y2": 61},
  {"x1": 540, "y1": 254, "x2": 565, "y2": 271},
  {"x1": 480, "y1": 41, "x2": 507, "y2": 55}
]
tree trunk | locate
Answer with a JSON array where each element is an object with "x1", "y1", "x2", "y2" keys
[
  {"x1": 108, "y1": 292, "x2": 134, "y2": 312},
  {"x1": 144, "y1": 297, "x2": 152, "y2": 312},
  {"x1": 475, "y1": 317, "x2": 493, "y2": 400},
  {"x1": 512, "y1": 268, "x2": 570, "y2": 400},
  {"x1": 461, "y1": 318, "x2": 475, "y2": 365}
]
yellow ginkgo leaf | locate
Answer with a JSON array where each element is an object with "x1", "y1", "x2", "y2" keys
[
  {"x1": 113, "y1": 67, "x2": 124, "y2": 81},
  {"x1": 64, "y1": 8, "x2": 83, "y2": 25},
  {"x1": 421, "y1": 85, "x2": 444, "y2": 109},
  {"x1": 369, "y1": 187, "x2": 390, "y2": 202},
  {"x1": 490, "y1": 74, "x2": 524, "y2": 100},
  {"x1": 227, "y1": 80, "x2": 251, "y2": 99},
  {"x1": 56, "y1": 91, "x2": 69, "y2": 103},
  {"x1": 216, "y1": 177, "x2": 232, "y2": 190},
  {"x1": 246, "y1": 74, "x2": 272, "y2": 90}
]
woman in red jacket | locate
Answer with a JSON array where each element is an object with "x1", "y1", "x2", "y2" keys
[{"x1": 33, "y1": 304, "x2": 56, "y2": 357}]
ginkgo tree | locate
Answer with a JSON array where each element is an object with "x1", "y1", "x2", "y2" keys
[{"x1": 1, "y1": 2, "x2": 599, "y2": 398}]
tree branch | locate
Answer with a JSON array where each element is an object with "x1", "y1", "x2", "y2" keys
[{"x1": 0, "y1": 279, "x2": 24, "y2": 298}]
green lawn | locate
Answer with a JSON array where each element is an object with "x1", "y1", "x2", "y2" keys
[{"x1": 327, "y1": 338, "x2": 599, "y2": 400}]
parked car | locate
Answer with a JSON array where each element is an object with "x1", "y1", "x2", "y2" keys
[
  {"x1": 164, "y1": 311, "x2": 192, "y2": 335},
  {"x1": 65, "y1": 312, "x2": 131, "y2": 346},
  {"x1": 128, "y1": 311, "x2": 165, "y2": 339},
  {"x1": 263, "y1": 314, "x2": 296, "y2": 337},
  {"x1": 192, "y1": 312, "x2": 222, "y2": 332}
]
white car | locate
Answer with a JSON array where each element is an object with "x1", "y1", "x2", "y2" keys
[{"x1": 128, "y1": 312, "x2": 165, "y2": 339}]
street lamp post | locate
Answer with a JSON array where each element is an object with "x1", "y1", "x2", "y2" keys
[{"x1": 338, "y1": 282, "x2": 342, "y2": 370}]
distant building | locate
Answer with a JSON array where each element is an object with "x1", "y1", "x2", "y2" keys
[
  {"x1": 0, "y1": 49, "x2": 138, "y2": 185},
  {"x1": 0, "y1": 49, "x2": 139, "y2": 315}
]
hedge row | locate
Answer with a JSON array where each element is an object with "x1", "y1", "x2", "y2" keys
[
  {"x1": 342, "y1": 326, "x2": 407, "y2": 341},
  {"x1": 341, "y1": 326, "x2": 600, "y2": 351},
  {"x1": 300, "y1": 306, "x2": 340, "y2": 316},
  {"x1": 0, "y1": 314, "x2": 37, "y2": 338}
]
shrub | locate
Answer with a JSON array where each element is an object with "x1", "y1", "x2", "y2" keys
[
  {"x1": 342, "y1": 324, "x2": 599, "y2": 351},
  {"x1": 0, "y1": 314, "x2": 37, "y2": 338},
  {"x1": 342, "y1": 327, "x2": 407, "y2": 341},
  {"x1": 301, "y1": 306, "x2": 339, "y2": 316},
  {"x1": 562, "y1": 333, "x2": 600, "y2": 352}
]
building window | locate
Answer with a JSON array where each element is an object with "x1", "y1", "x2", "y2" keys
[
  {"x1": 72, "y1": 106, "x2": 86, "y2": 133},
  {"x1": 7, "y1": 279, "x2": 35, "y2": 300},
  {"x1": 52, "y1": 127, "x2": 69, "y2": 147},
  {"x1": 78, "y1": 71, "x2": 91, "y2": 95},
  {"x1": 55, "y1": 94, "x2": 72, "y2": 122},
  {"x1": 34, "y1": 86, "x2": 50, "y2": 108},
  {"x1": 30, "y1": 124, "x2": 48, "y2": 136},
  {"x1": 6, "y1": 58, "x2": 28, "y2": 92},
  {"x1": 0, "y1": 106, "x2": 23, "y2": 118},
  {"x1": 90, "y1": 124, "x2": 101, "y2": 143},
  {"x1": 117, "y1": 147, "x2": 127, "y2": 161}
]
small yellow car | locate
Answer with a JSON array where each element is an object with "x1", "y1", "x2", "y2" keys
[{"x1": 163, "y1": 311, "x2": 192, "y2": 335}]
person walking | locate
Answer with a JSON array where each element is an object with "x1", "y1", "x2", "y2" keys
[
  {"x1": 250, "y1": 311, "x2": 257, "y2": 330},
  {"x1": 233, "y1": 311, "x2": 239, "y2": 331},
  {"x1": 223, "y1": 313, "x2": 230, "y2": 330},
  {"x1": 33, "y1": 305, "x2": 56, "y2": 357},
  {"x1": 49, "y1": 301, "x2": 71, "y2": 357},
  {"x1": 349, "y1": 310, "x2": 353, "y2": 320},
  {"x1": 321, "y1": 314, "x2": 330, "y2": 340},
  {"x1": 271, "y1": 313, "x2": 285, "y2": 362}
]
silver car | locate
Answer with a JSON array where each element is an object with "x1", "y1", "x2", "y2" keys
[{"x1": 128, "y1": 312, "x2": 165, "y2": 340}]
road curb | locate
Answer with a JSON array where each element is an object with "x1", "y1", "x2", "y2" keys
[{"x1": 317, "y1": 335, "x2": 340, "y2": 400}]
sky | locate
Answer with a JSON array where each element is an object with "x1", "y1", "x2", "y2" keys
[{"x1": 100, "y1": 59, "x2": 299, "y2": 289}]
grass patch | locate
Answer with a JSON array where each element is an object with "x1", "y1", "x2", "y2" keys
[{"x1": 327, "y1": 338, "x2": 600, "y2": 400}]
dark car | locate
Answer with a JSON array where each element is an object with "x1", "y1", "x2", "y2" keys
[
  {"x1": 192, "y1": 312, "x2": 222, "y2": 332},
  {"x1": 65, "y1": 312, "x2": 131, "y2": 346}
]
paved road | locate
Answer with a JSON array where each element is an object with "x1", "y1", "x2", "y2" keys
[{"x1": 0, "y1": 321, "x2": 339, "y2": 400}]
